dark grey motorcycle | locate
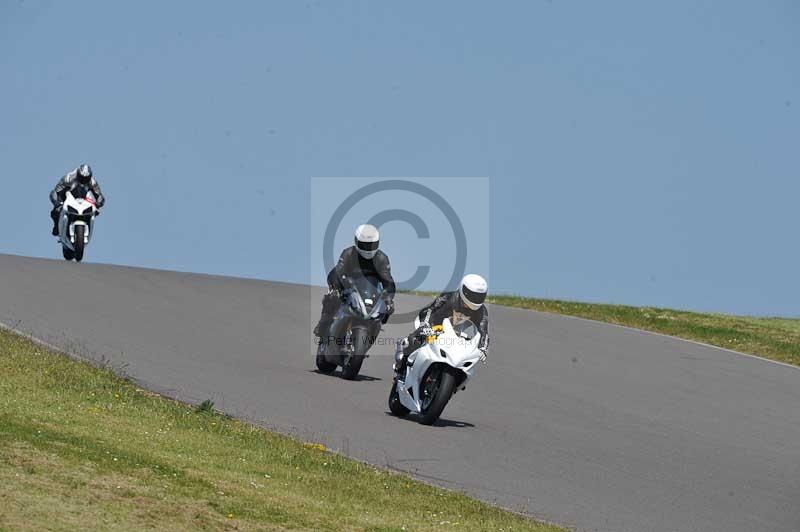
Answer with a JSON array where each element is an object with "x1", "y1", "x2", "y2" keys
[{"x1": 315, "y1": 274, "x2": 389, "y2": 380}]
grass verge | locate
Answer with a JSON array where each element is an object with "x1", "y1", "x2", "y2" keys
[
  {"x1": 411, "y1": 292, "x2": 799, "y2": 367},
  {"x1": 0, "y1": 327, "x2": 564, "y2": 531}
]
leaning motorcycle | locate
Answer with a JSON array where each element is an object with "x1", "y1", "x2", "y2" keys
[
  {"x1": 315, "y1": 275, "x2": 389, "y2": 380},
  {"x1": 58, "y1": 185, "x2": 99, "y2": 263},
  {"x1": 388, "y1": 316, "x2": 483, "y2": 425}
]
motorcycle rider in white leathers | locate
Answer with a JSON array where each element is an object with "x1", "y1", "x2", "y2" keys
[{"x1": 394, "y1": 274, "x2": 490, "y2": 375}]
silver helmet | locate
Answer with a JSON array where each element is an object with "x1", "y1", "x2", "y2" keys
[{"x1": 354, "y1": 224, "x2": 380, "y2": 259}]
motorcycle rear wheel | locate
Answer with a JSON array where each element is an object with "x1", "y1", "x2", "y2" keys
[
  {"x1": 62, "y1": 246, "x2": 74, "y2": 261},
  {"x1": 388, "y1": 380, "x2": 410, "y2": 417},
  {"x1": 315, "y1": 341, "x2": 337, "y2": 374}
]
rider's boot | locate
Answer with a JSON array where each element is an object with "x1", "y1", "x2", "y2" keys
[
  {"x1": 315, "y1": 291, "x2": 339, "y2": 338},
  {"x1": 314, "y1": 317, "x2": 332, "y2": 341},
  {"x1": 393, "y1": 338, "x2": 409, "y2": 376},
  {"x1": 50, "y1": 208, "x2": 60, "y2": 236}
]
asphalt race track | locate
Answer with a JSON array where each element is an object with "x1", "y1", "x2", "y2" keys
[{"x1": 1, "y1": 254, "x2": 798, "y2": 532}]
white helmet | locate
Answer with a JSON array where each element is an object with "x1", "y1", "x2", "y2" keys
[
  {"x1": 354, "y1": 224, "x2": 380, "y2": 259},
  {"x1": 459, "y1": 274, "x2": 488, "y2": 310}
]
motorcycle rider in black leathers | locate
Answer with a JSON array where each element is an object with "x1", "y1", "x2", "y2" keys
[
  {"x1": 394, "y1": 274, "x2": 490, "y2": 375},
  {"x1": 49, "y1": 164, "x2": 105, "y2": 236},
  {"x1": 314, "y1": 224, "x2": 396, "y2": 342}
]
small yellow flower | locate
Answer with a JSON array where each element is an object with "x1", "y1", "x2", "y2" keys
[{"x1": 227, "y1": 513, "x2": 234, "y2": 518}]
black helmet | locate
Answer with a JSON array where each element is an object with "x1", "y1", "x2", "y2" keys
[{"x1": 76, "y1": 164, "x2": 92, "y2": 185}]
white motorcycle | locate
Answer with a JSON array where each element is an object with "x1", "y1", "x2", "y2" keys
[
  {"x1": 58, "y1": 185, "x2": 99, "y2": 262},
  {"x1": 388, "y1": 316, "x2": 483, "y2": 425}
]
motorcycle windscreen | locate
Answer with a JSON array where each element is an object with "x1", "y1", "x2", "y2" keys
[
  {"x1": 450, "y1": 317, "x2": 478, "y2": 340},
  {"x1": 350, "y1": 274, "x2": 383, "y2": 309},
  {"x1": 69, "y1": 184, "x2": 96, "y2": 203}
]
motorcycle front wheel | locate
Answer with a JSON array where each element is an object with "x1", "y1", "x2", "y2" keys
[
  {"x1": 418, "y1": 366, "x2": 458, "y2": 425},
  {"x1": 74, "y1": 225, "x2": 85, "y2": 262},
  {"x1": 340, "y1": 328, "x2": 370, "y2": 380}
]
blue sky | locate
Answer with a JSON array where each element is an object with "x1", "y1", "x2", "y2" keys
[{"x1": 1, "y1": 1, "x2": 798, "y2": 316}]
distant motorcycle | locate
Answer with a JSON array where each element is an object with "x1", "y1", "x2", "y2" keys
[
  {"x1": 389, "y1": 316, "x2": 483, "y2": 425},
  {"x1": 315, "y1": 274, "x2": 390, "y2": 380},
  {"x1": 57, "y1": 184, "x2": 99, "y2": 262}
]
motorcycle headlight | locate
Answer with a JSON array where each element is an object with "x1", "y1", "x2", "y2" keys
[
  {"x1": 67, "y1": 205, "x2": 78, "y2": 214},
  {"x1": 369, "y1": 299, "x2": 385, "y2": 319}
]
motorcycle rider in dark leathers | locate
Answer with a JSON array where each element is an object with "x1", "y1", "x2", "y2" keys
[
  {"x1": 49, "y1": 164, "x2": 105, "y2": 236},
  {"x1": 394, "y1": 274, "x2": 490, "y2": 375},
  {"x1": 314, "y1": 224, "x2": 396, "y2": 342}
]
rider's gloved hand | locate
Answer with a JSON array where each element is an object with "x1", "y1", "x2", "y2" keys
[{"x1": 420, "y1": 326, "x2": 435, "y2": 337}]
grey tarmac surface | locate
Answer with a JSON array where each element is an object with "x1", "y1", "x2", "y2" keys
[{"x1": 1, "y1": 253, "x2": 798, "y2": 532}]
